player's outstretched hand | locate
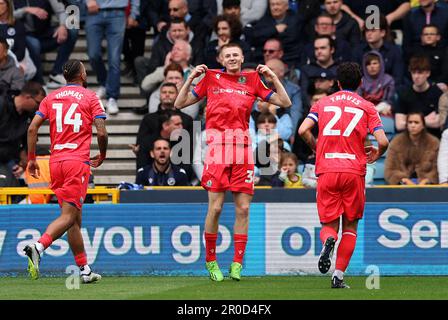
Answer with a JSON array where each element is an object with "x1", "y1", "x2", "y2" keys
[
  {"x1": 90, "y1": 154, "x2": 105, "y2": 168},
  {"x1": 365, "y1": 145, "x2": 380, "y2": 164},
  {"x1": 190, "y1": 64, "x2": 208, "y2": 80},
  {"x1": 27, "y1": 160, "x2": 40, "y2": 179},
  {"x1": 256, "y1": 64, "x2": 276, "y2": 82}
]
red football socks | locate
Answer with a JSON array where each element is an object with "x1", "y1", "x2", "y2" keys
[
  {"x1": 320, "y1": 226, "x2": 338, "y2": 245},
  {"x1": 74, "y1": 252, "x2": 87, "y2": 267},
  {"x1": 335, "y1": 231, "x2": 357, "y2": 272},
  {"x1": 38, "y1": 233, "x2": 53, "y2": 250},
  {"x1": 205, "y1": 232, "x2": 218, "y2": 262},
  {"x1": 233, "y1": 234, "x2": 248, "y2": 264}
]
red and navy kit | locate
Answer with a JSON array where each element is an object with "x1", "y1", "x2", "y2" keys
[
  {"x1": 36, "y1": 84, "x2": 106, "y2": 208},
  {"x1": 306, "y1": 90, "x2": 383, "y2": 222},
  {"x1": 192, "y1": 69, "x2": 273, "y2": 194}
]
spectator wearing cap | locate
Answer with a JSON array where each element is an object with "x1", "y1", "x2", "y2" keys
[
  {"x1": 0, "y1": 38, "x2": 24, "y2": 93},
  {"x1": 352, "y1": 14, "x2": 404, "y2": 87},
  {"x1": 300, "y1": 12, "x2": 352, "y2": 66},
  {"x1": 395, "y1": 55, "x2": 443, "y2": 138},
  {"x1": 403, "y1": 0, "x2": 448, "y2": 53},
  {"x1": 136, "y1": 138, "x2": 189, "y2": 186},
  {"x1": 219, "y1": 0, "x2": 267, "y2": 27},
  {"x1": 244, "y1": 0, "x2": 302, "y2": 67},
  {"x1": 300, "y1": 35, "x2": 338, "y2": 100},
  {"x1": 312, "y1": 71, "x2": 337, "y2": 96},
  {"x1": 323, "y1": 0, "x2": 360, "y2": 47}
]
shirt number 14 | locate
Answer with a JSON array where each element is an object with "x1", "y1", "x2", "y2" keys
[{"x1": 52, "y1": 103, "x2": 83, "y2": 133}]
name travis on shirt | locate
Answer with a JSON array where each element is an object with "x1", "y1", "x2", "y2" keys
[{"x1": 329, "y1": 93, "x2": 361, "y2": 106}]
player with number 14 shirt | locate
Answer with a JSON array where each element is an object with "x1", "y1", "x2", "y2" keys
[{"x1": 24, "y1": 60, "x2": 108, "y2": 283}]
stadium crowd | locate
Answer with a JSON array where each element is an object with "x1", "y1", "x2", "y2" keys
[{"x1": 1, "y1": 0, "x2": 448, "y2": 194}]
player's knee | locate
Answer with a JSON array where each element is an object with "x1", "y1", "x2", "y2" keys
[
  {"x1": 62, "y1": 214, "x2": 77, "y2": 228},
  {"x1": 209, "y1": 204, "x2": 224, "y2": 217},
  {"x1": 236, "y1": 203, "x2": 250, "y2": 218}
]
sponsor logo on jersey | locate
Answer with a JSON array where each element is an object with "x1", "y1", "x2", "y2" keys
[
  {"x1": 167, "y1": 178, "x2": 176, "y2": 186},
  {"x1": 238, "y1": 76, "x2": 246, "y2": 84}
]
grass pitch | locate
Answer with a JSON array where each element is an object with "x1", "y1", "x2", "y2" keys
[{"x1": 0, "y1": 276, "x2": 448, "y2": 300}]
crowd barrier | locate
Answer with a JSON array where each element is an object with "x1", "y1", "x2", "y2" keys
[{"x1": 0, "y1": 186, "x2": 447, "y2": 276}]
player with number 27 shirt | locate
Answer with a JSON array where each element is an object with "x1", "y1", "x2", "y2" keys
[
  {"x1": 299, "y1": 62, "x2": 389, "y2": 289},
  {"x1": 23, "y1": 60, "x2": 108, "y2": 283}
]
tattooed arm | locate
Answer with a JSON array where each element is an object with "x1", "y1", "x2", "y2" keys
[{"x1": 90, "y1": 118, "x2": 108, "y2": 168}]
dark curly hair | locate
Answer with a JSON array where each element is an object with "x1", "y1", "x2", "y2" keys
[
  {"x1": 336, "y1": 62, "x2": 362, "y2": 91},
  {"x1": 63, "y1": 59, "x2": 84, "y2": 83}
]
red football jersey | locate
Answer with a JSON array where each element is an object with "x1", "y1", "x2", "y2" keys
[
  {"x1": 308, "y1": 90, "x2": 383, "y2": 176},
  {"x1": 192, "y1": 69, "x2": 273, "y2": 145},
  {"x1": 37, "y1": 84, "x2": 107, "y2": 163}
]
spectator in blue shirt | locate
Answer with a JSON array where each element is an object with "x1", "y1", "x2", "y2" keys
[
  {"x1": 136, "y1": 138, "x2": 189, "y2": 186},
  {"x1": 403, "y1": 0, "x2": 448, "y2": 54}
]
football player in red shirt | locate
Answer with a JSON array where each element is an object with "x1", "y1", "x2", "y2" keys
[
  {"x1": 24, "y1": 60, "x2": 108, "y2": 283},
  {"x1": 175, "y1": 43, "x2": 291, "y2": 281},
  {"x1": 299, "y1": 62, "x2": 389, "y2": 288}
]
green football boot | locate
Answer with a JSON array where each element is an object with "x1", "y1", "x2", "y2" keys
[
  {"x1": 229, "y1": 262, "x2": 243, "y2": 281},
  {"x1": 205, "y1": 261, "x2": 224, "y2": 282},
  {"x1": 23, "y1": 245, "x2": 40, "y2": 280}
]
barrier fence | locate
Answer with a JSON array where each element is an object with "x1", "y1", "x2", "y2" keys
[{"x1": 1, "y1": 196, "x2": 447, "y2": 276}]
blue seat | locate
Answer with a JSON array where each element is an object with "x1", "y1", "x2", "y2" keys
[
  {"x1": 373, "y1": 178, "x2": 387, "y2": 185},
  {"x1": 380, "y1": 116, "x2": 395, "y2": 134}
]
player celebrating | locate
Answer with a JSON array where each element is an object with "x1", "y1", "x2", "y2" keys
[
  {"x1": 175, "y1": 43, "x2": 291, "y2": 281},
  {"x1": 24, "y1": 60, "x2": 108, "y2": 283},
  {"x1": 299, "y1": 62, "x2": 389, "y2": 288}
]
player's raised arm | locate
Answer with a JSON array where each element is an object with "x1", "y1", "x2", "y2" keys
[
  {"x1": 174, "y1": 64, "x2": 207, "y2": 109},
  {"x1": 27, "y1": 114, "x2": 46, "y2": 178},
  {"x1": 256, "y1": 64, "x2": 291, "y2": 108},
  {"x1": 90, "y1": 118, "x2": 108, "y2": 168}
]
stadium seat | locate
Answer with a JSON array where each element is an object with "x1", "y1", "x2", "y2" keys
[
  {"x1": 381, "y1": 116, "x2": 395, "y2": 134},
  {"x1": 373, "y1": 157, "x2": 386, "y2": 185}
]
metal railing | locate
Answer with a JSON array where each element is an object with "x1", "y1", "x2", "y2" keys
[{"x1": 0, "y1": 187, "x2": 119, "y2": 205}]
